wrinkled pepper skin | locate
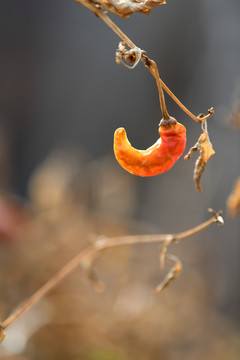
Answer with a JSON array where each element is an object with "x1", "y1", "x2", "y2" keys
[{"x1": 114, "y1": 122, "x2": 186, "y2": 177}]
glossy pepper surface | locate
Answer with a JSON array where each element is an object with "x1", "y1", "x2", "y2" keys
[{"x1": 114, "y1": 120, "x2": 186, "y2": 177}]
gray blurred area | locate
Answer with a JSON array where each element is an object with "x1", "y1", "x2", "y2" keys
[{"x1": 0, "y1": 0, "x2": 240, "y2": 358}]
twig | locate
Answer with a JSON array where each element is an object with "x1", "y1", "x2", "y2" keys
[
  {"x1": 144, "y1": 59, "x2": 170, "y2": 120},
  {"x1": 73, "y1": 0, "x2": 214, "y2": 123},
  {"x1": 0, "y1": 210, "x2": 223, "y2": 336},
  {"x1": 74, "y1": 0, "x2": 136, "y2": 48}
]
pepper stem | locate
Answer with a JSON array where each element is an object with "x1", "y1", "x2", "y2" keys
[{"x1": 145, "y1": 59, "x2": 170, "y2": 120}]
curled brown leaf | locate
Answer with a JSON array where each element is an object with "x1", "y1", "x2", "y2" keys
[
  {"x1": 84, "y1": 0, "x2": 166, "y2": 18},
  {"x1": 184, "y1": 123, "x2": 215, "y2": 192},
  {"x1": 152, "y1": 254, "x2": 181, "y2": 295}
]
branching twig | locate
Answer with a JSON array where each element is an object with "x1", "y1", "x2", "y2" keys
[
  {"x1": 0, "y1": 1, "x2": 220, "y2": 343},
  {"x1": 0, "y1": 210, "x2": 223, "y2": 339},
  {"x1": 74, "y1": 0, "x2": 214, "y2": 124}
]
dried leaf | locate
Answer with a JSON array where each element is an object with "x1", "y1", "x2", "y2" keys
[
  {"x1": 87, "y1": 0, "x2": 166, "y2": 18},
  {"x1": 200, "y1": 133, "x2": 215, "y2": 163},
  {"x1": 152, "y1": 253, "x2": 181, "y2": 295},
  {"x1": 227, "y1": 178, "x2": 240, "y2": 218},
  {"x1": 184, "y1": 141, "x2": 200, "y2": 160},
  {"x1": 185, "y1": 124, "x2": 215, "y2": 192},
  {"x1": 152, "y1": 261, "x2": 181, "y2": 295}
]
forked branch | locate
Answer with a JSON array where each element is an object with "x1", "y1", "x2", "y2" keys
[{"x1": 0, "y1": 209, "x2": 223, "y2": 340}]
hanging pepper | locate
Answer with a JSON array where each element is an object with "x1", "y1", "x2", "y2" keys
[{"x1": 113, "y1": 117, "x2": 186, "y2": 177}]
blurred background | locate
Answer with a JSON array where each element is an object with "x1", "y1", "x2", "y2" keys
[{"x1": 0, "y1": 0, "x2": 240, "y2": 359}]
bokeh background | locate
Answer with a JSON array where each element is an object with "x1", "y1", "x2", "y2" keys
[{"x1": 0, "y1": 0, "x2": 240, "y2": 359}]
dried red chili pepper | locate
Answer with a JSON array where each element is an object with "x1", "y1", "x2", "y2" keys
[{"x1": 114, "y1": 117, "x2": 186, "y2": 176}]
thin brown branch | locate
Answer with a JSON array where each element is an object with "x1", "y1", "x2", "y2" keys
[
  {"x1": 0, "y1": 245, "x2": 95, "y2": 331},
  {"x1": 158, "y1": 79, "x2": 214, "y2": 123},
  {"x1": 74, "y1": 0, "x2": 136, "y2": 48},
  {"x1": 73, "y1": 0, "x2": 214, "y2": 123},
  {"x1": 144, "y1": 59, "x2": 170, "y2": 120},
  {"x1": 174, "y1": 209, "x2": 223, "y2": 242},
  {"x1": 0, "y1": 210, "x2": 223, "y2": 336}
]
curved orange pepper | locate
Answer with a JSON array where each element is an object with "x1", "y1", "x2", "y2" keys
[{"x1": 113, "y1": 119, "x2": 186, "y2": 177}]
